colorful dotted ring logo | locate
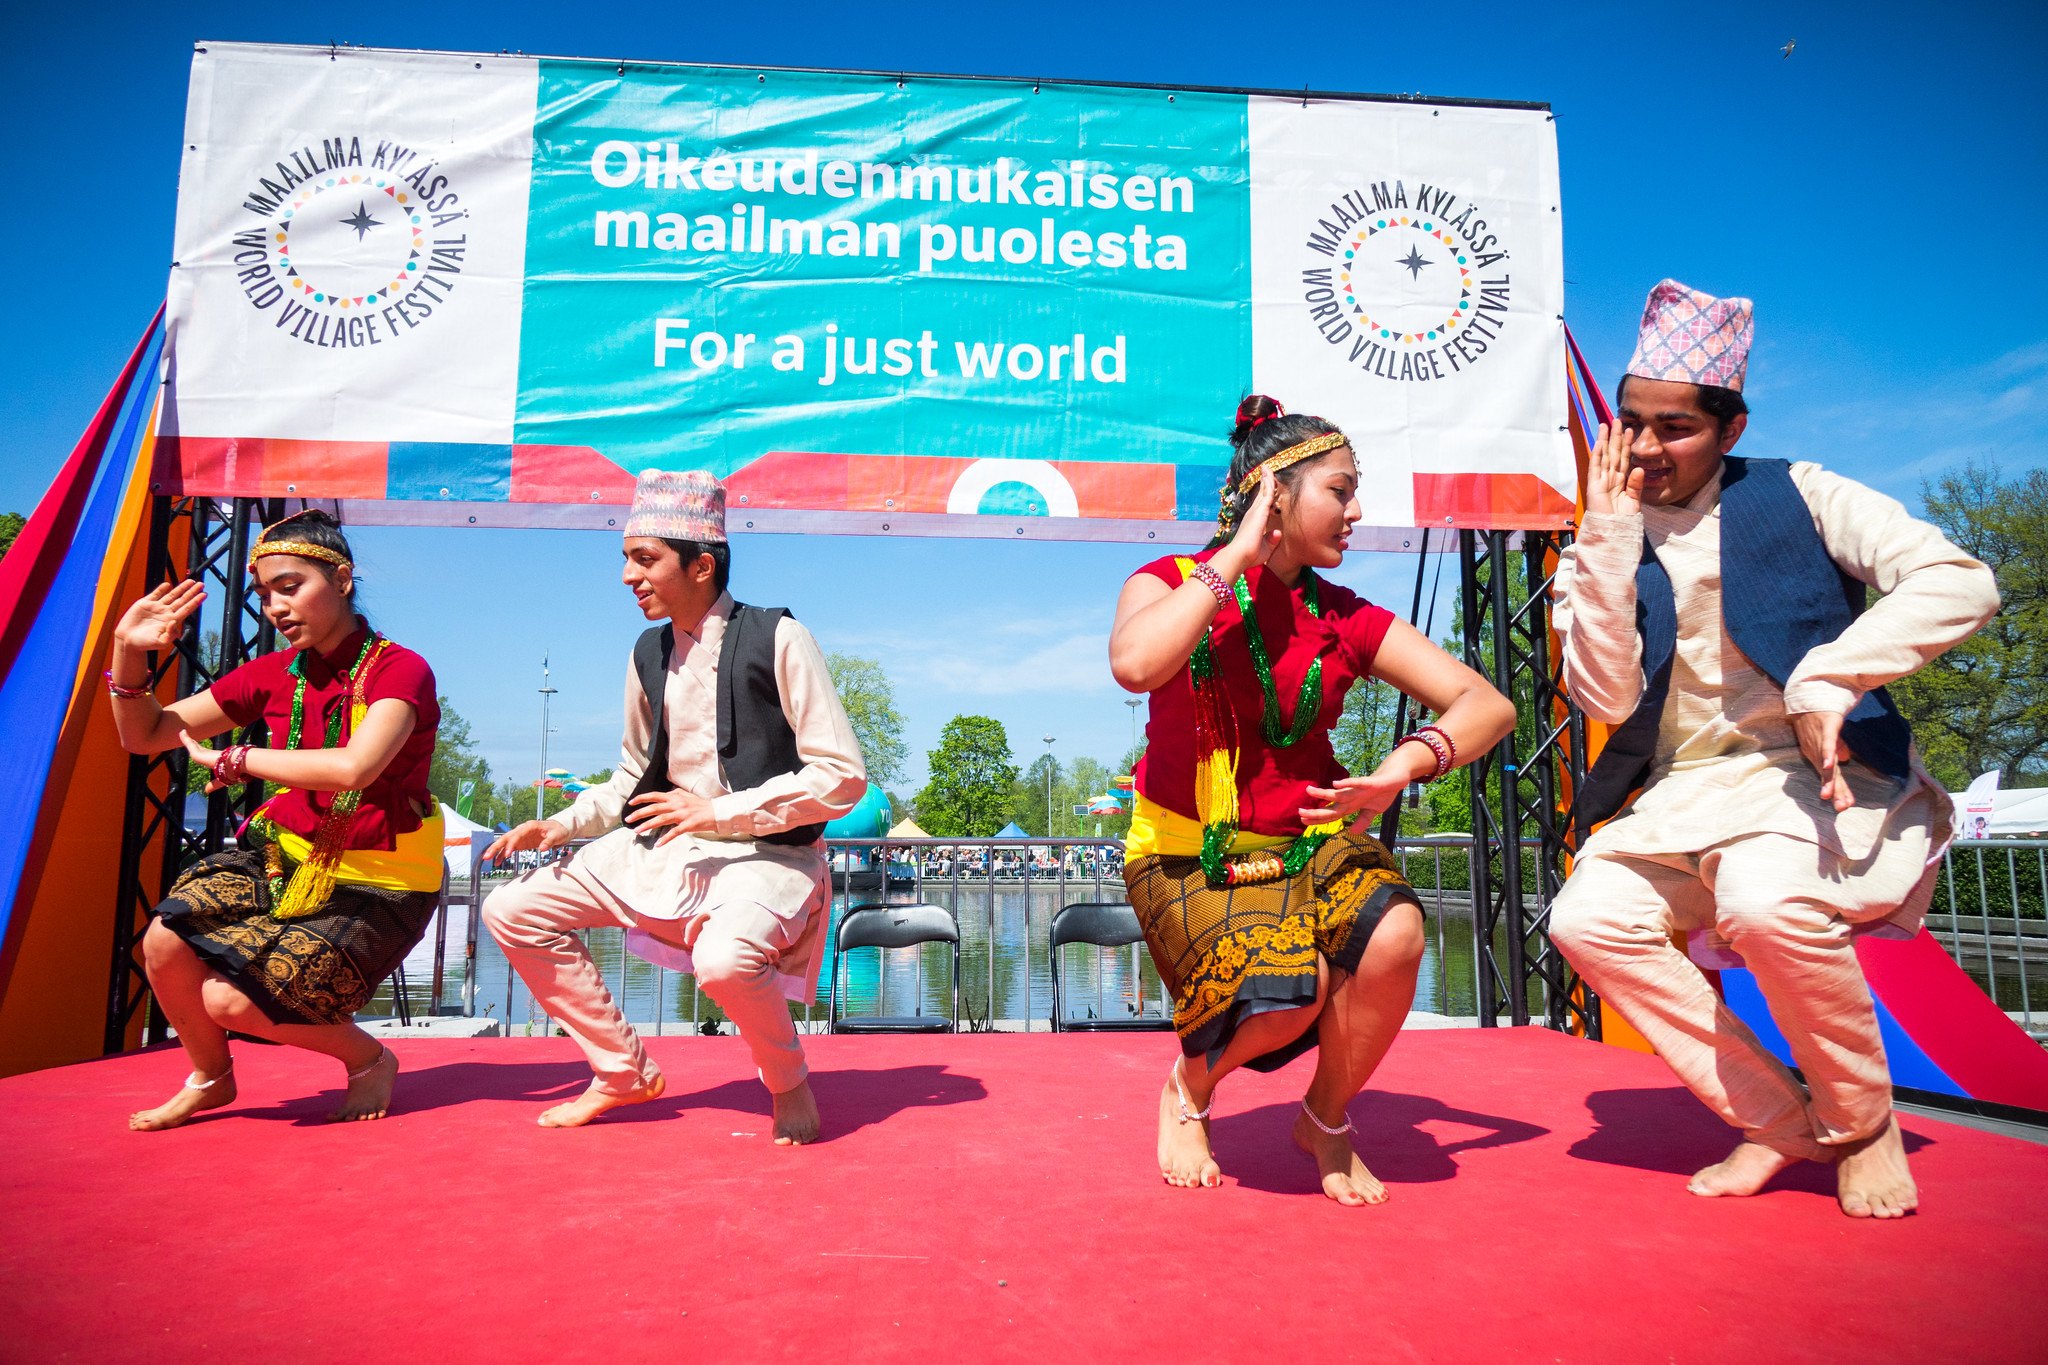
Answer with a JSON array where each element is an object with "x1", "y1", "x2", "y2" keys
[
  {"x1": 1337, "y1": 215, "x2": 1472, "y2": 346},
  {"x1": 272, "y1": 172, "x2": 428, "y2": 315}
]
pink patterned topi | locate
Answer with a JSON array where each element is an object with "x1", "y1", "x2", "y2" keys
[
  {"x1": 1624, "y1": 279, "x2": 1754, "y2": 392},
  {"x1": 624, "y1": 469, "x2": 726, "y2": 543}
]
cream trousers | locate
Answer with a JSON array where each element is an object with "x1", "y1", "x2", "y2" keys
[
  {"x1": 481, "y1": 860, "x2": 809, "y2": 1097},
  {"x1": 1551, "y1": 834, "x2": 1895, "y2": 1159}
]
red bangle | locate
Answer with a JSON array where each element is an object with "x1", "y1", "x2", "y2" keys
[
  {"x1": 1397, "y1": 730, "x2": 1451, "y2": 780},
  {"x1": 104, "y1": 670, "x2": 150, "y2": 700},
  {"x1": 1416, "y1": 723, "x2": 1458, "y2": 769}
]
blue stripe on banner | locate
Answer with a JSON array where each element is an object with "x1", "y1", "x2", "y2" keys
[
  {"x1": 384, "y1": 443, "x2": 514, "y2": 503},
  {"x1": 1719, "y1": 966, "x2": 1964, "y2": 1097},
  {"x1": 0, "y1": 330, "x2": 162, "y2": 947}
]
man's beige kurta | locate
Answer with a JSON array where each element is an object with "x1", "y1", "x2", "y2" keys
[
  {"x1": 1553, "y1": 462, "x2": 2001, "y2": 929},
  {"x1": 546, "y1": 593, "x2": 867, "y2": 1000}
]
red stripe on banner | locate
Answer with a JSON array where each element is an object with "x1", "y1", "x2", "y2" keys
[
  {"x1": 1412, "y1": 471, "x2": 1574, "y2": 529},
  {"x1": 0, "y1": 308, "x2": 162, "y2": 681},
  {"x1": 847, "y1": 455, "x2": 970, "y2": 513},
  {"x1": 1856, "y1": 930, "x2": 2048, "y2": 1112},
  {"x1": 1056, "y1": 461, "x2": 1178, "y2": 520},
  {"x1": 157, "y1": 436, "x2": 388, "y2": 499},
  {"x1": 509, "y1": 444, "x2": 637, "y2": 505}
]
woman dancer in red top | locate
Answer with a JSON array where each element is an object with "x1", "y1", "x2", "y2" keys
[
  {"x1": 105, "y1": 511, "x2": 442, "y2": 1130},
  {"x1": 1111, "y1": 396, "x2": 1515, "y2": 1204}
]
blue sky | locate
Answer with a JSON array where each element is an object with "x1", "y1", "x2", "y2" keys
[{"x1": 4, "y1": 2, "x2": 2044, "y2": 795}]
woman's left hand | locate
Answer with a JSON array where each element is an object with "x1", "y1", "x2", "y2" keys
[
  {"x1": 179, "y1": 729, "x2": 230, "y2": 793},
  {"x1": 1300, "y1": 766, "x2": 1411, "y2": 829}
]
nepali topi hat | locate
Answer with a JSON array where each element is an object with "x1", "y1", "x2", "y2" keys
[
  {"x1": 624, "y1": 469, "x2": 726, "y2": 543},
  {"x1": 1624, "y1": 279, "x2": 1754, "y2": 392}
]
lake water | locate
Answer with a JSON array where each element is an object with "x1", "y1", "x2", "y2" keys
[{"x1": 381, "y1": 873, "x2": 1489, "y2": 1031}]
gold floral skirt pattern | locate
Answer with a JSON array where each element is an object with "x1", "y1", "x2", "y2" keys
[
  {"x1": 155, "y1": 848, "x2": 439, "y2": 1026},
  {"x1": 1124, "y1": 830, "x2": 1419, "y2": 1071}
]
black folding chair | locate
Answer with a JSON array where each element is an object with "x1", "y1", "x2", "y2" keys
[
  {"x1": 829, "y1": 903, "x2": 961, "y2": 1033},
  {"x1": 1049, "y1": 901, "x2": 1172, "y2": 1032}
]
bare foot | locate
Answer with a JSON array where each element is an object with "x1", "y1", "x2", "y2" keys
[
  {"x1": 1292, "y1": 1104, "x2": 1387, "y2": 1206},
  {"x1": 330, "y1": 1047, "x2": 400, "y2": 1123},
  {"x1": 1687, "y1": 1140, "x2": 1804, "y2": 1198},
  {"x1": 1835, "y1": 1116, "x2": 1918, "y2": 1220},
  {"x1": 538, "y1": 1074, "x2": 666, "y2": 1128},
  {"x1": 1157, "y1": 1068, "x2": 1221, "y2": 1189},
  {"x1": 128, "y1": 1067, "x2": 237, "y2": 1131},
  {"x1": 772, "y1": 1079, "x2": 821, "y2": 1146}
]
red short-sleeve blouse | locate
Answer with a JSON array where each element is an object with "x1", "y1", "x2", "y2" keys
[
  {"x1": 209, "y1": 623, "x2": 441, "y2": 850},
  {"x1": 1131, "y1": 549, "x2": 1395, "y2": 837}
]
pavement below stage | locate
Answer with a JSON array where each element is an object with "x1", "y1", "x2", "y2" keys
[{"x1": 3, "y1": 1028, "x2": 2045, "y2": 1363}]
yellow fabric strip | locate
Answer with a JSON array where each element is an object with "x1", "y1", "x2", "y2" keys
[
  {"x1": 273, "y1": 809, "x2": 444, "y2": 893},
  {"x1": 1125, "y1": 792, "x2": 1287, "y2": 861}
]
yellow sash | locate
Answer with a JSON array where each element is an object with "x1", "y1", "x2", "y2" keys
[
  {"x1": 272, "y1": 808, "x2": 444, "y2": 893},
  {"x1": 1124, "y1": 792, "x2": 1287, "y2": 861}
]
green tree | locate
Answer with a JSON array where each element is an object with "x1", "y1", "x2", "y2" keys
[
  {"x1": 917, "y1": 715, "x2": 1019, "y2": 836},
  {"x1": 0, "y1": 511, "x2": 23, "y2": 562},
  {"x1": 826, "y1": 653, "x2": 908, "y2": 786},
  {"x1": 428, "y1": 696, "x2": 493, "y2": 820},
  {"x1": 1889, "y1": 461, "x2": 2048, "y2": 787},
  {"x1": 1013, "y1": 752, "x2": 1062, "y2": 835}
]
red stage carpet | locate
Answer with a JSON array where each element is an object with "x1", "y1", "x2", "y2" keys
[{"x1": 3, "y1": 1028, "x2": 2044, "y2": 1363}]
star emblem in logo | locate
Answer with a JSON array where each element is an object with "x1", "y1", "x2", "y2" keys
[
  {"x1": 1397, "y1": 246, "x2": 1433, "y2": 281},
  {"x1": 339, "y1": 200, "x2": 383, "y2": 241}
]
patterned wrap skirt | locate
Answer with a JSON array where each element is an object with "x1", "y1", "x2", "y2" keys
[
  {"x1": 153, "y1": 847, "x2": 440, "y2": 1026},
  {"x1": 1124, "y1": 830, "x2": 1420, "y2": 1072}
]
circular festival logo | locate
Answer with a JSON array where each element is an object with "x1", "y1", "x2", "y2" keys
[
  {"x1": 229, "y1": 137, "x2": 470, "y2": 349},
  {"x1": 270, "y1": 171, "x2": 430, "y2": 316},
  {"x1": 1338, "y1": 216, "x2": 1473, "y2": 348},
  {"x1": 1300, "y1": 183, "x2": 1513, "y2": 384}
]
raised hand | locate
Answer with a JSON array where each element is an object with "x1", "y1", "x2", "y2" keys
[
  {"x1": 626, "y1": 789, "x2": 716, "y2": 846},
  {"x1": 1217, "y1": 469, "x2": 1283, "y2": 578},
  {"x1": 1585, "y1": 420, "x2": 1645, "y2": 518},
  {"x1": 114, "y1": 580, "x2": 206, "y2": 652}
]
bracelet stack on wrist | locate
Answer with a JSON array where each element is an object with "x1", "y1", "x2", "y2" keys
[
  {"x1": 215, "y1": 743, "x2": 253, "y2": 786},
  {"x1": 103, "y1": 670, "x2": 150, "y2": 700},
  {"x1": 1188, "y1": 561, "x2": 1233, "y2": 609},
  {"x1": 1396, "y1": 724, "x2": 1457, "y2": 781}
]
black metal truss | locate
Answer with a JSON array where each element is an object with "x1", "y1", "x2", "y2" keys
[{"x1": 1457, "y1": 529, "x2": 1598, "y2": 1036}]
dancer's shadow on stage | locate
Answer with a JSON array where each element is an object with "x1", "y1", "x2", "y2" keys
[
  {"x1": 1569, "y1": 1087, "x2": 1933, "y2": 1192},
  {"x1": 365, "y1": 1057, "x2": 986, "y2": 1140},
  {"x1": 1211, "y1": 1091, "x2": 1549, "y2": 1193}
]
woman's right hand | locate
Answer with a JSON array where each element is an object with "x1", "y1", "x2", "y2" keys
[
  {"x1": 1585, "y1": 420, "x2": 1644, "y2": 518},
  {"x1": 1213, "y1": 470, "x2": 1282, "y2": 579},
  {"x1": 481, "y1": 820, "x2": 570, "y2": 866},
  {"x1": 114, "y1": 580, "x2": 207, "y2": 652}
]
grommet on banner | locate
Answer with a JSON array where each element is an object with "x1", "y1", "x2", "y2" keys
[
  {"x1": 1032, "y1": 82, "x2": 1040, "y2": 94},
  {"x1": 1167, "y1": 94, "x2": 1175, "y2": 103}
]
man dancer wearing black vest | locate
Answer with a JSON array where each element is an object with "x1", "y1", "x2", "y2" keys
[
  {"x1": 1549, "y1": 281, "x2": 1999, "y2": 1218},
  {"x1": 483, "y1": 470, "x2": 865, "y2": 1141}
]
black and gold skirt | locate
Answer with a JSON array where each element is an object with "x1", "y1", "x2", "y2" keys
[
  {"x1": 154, "y1": 848, "x2": 440, "y2": 1027},
  {"x1": 1124, "y1": 830, "x2": 1419, "y2": 1072}
]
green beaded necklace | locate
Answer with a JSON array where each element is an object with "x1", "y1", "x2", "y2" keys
[
  {"x1": 1233, "y1": 570, "x2": 1323, "y2": 747},
  {"x1": 259, "y1": 631, "x2": 381, "y2": 899}
]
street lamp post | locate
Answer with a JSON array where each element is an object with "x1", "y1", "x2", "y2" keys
[
  {"x1": 1042, "y1": 734, "x2": 1056, "y2": 838},
  {"x1": 1125, "y1": 697, "x2": 1143, "y2": 751},
  {"x1": 536, "y1": 655, "x2": 558, "y2": 823}
]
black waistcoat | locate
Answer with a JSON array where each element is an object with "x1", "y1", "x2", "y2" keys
[
  {"x1": 626, "y1": 602, "x2": 825, "y2": 847},
  {"x1": 1574, "y1": 456, "x2": 1913, "y2": 839}
]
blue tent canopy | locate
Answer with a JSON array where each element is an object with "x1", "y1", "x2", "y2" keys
[{"x1": 993, "y1": 822, "x2": 1031, "y2": 840}]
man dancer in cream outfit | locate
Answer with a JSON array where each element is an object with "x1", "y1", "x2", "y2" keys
[
  {"x1": 483, "y1": 470, "x2": 865, "y2": 1142},
  {"x1": 1549, "y1": 281, "x2": 2000, "y2": 1218}
]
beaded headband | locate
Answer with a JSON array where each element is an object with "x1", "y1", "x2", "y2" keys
[
  {"x1": 248, "y1": 540, "x2": 351, "y2": 570},
  {"x1": 1235, "y1": 431, "x2": 1350, "y2": 495}
]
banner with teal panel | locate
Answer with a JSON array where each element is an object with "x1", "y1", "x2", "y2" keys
[{"x1": 164, "y1": 43, "x2": 1569, "y2": 544}]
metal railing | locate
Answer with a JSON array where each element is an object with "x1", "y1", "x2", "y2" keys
[{"x1": 366, "y1": 834, "x2": 2048, "y2": 1040}]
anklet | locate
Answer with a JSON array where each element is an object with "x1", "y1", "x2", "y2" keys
[
  {"x1": 1173, "y1": 1058, "x2": 1212, "y2": 1123},
  {"x1": 1300, "y1": 1100, "x2": 1353, "y2": 1136},
  {"x1": 183, "y1": 1062, "x2": 233, "y2": 1091},
  {"x1": 346, "y1": 1047, "x2": 391, "y2": 1082}
]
